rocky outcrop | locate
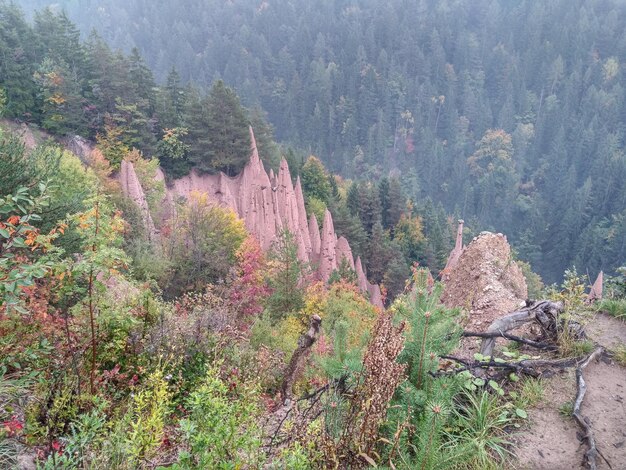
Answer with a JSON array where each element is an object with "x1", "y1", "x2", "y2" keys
[
  {"x1": 294, "y1": 177, "x2": 312, "y2": 260},
  {"x1": 335, "y1": 236, "x2": 355, "y2": 270},
  {"x1": 64, "y1": 135, "x2": 94, "y2": 163},
  {"x1": 442, "y1": 232, "x2": 527, "y2": 330},
  {"x1": 319, "y1": 209, "x2": 338, "y2": 282},
  {"x1": 588, "y1": 271, "x2": 603, "y2": 302},
  {"x1": 119, "y1": 159, "x2": 157, "y2": 241},
  {"x1": 443, "y1": 219, "x2": 464, "y2": 272},
  {"x1": 118, "y1": 126, "x2": 383, "y2": 308},
  {"x1": 309, "y1": 214, "x2": 321, "y2": 267},
  {"x1": 355, "y1": 256, "x2": 368, "y2": 292}
]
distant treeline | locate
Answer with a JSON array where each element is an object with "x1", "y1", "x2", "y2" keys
[{"x1": 9, "y1": 0, "x2": 626, "y2": 282}]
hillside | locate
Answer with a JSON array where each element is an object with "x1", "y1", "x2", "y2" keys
[
  {"x1": 14, "y1": 0, "x2": 626, "y2": 283},
  {"x1": 2, "y1": 2, "x2": 626, "y2": 469}
]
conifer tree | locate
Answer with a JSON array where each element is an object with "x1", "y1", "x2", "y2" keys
[
  {"x1": 187, "y1": 80, "x2": 250, "y2": 175},
  {"x1": 265, "y1": 230, "x2": 306, "y2": 321},
  {"x1": 301, "y1": 156, "x2": 332, "y2": 204}
]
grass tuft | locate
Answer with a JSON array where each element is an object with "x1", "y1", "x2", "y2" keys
[{"x1": 598, "y1": 299, "x2": 626, "y2": 321}]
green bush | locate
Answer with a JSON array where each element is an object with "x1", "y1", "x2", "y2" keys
[
  {"x1": 172, "y1": 363, "x2": 262, "y2": 469},
  {"x1": 448, "y1": 390, "x2": 514, "y2": 468}
]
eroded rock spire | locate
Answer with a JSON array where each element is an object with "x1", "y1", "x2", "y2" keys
[{"x1": 119, "y1": 126, "x2": 383, "y2": 307}]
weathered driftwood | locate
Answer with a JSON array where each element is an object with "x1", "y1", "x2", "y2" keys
[
  {"x1": 462, "y1": 330, "x2": 558, "y2": 351},
  {"x1": 280, "y1": 314, "x2": 322, "y2": 403},
  {"x1": 439, "y1": 353, "x2": 584, "y2": 379},
  {"x1": 573, "y1": 347, "x2": 604, "y2": 470},
  {"x1": 479, "y1": 300, "x2": 564, "y2": 357}
]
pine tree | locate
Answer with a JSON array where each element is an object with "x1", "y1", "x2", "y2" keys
[
  {"x1": 187, "y1": 80, "x2": 250, "y2": 175},
  {"x1": 157, "y1": 66, "x2": 186, "y2": 129},
  {"x1": 357, "y1": 182, "x2": 382, "y2": 235},
  {"x1": 128, "y1": 47, "x2": 157, "y2": 115},
  {"x1": 366, "y1": 221, "x2": 392, "y2": 284},
  {"x1": 265, "y1": 230, "x2": 306, "y2": 321},
  {"x1": 0, "y1": 3, "x2": 38, "y2": 119}
]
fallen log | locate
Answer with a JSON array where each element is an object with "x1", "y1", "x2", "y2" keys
[
  {"x1": 462, "y1": 330, "x2": 558, "y2": 351},
  {"x1": 479, "y1": 300, "x2": 564, "y2": 357}
]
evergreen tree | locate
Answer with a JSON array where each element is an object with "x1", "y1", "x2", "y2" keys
[
  {"x1": 366, "y1": 221, "x2": 393, "y2": 284},
  {"x1": 158, "y1": 66, "x2": 185, "y2": 129},
  {"x1": 265, "y1": 230, "x2": 306, "y2": 321},
  {"x1": 0, "y1": 2, "x2": 38, "y2": 119},
  {"x1": 301, "y1": 156, "x2": 332, "y2": 204},
  {"x1": 128, "y1": 47, "x2": 156, "y2": 112},
  {"x1": 187, "y1": 80, "x2": 250, "y2": 175}
]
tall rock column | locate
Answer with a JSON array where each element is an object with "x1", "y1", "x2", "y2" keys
[
  {"x1": 295, "y1": 176, "x2": 313, "y2": 260},
  {"x1": 319, "y1": 209, "x2": 338, "y2": 282},
  {"x1": 309, "y1": 213, "x2": 321, "y2": 266},
  {"x1": 443, "y1": 219, "x2": 464, "y2": 273},
  {"x1": 119, "y1": 159, "x2": 157, "y2": 241}
]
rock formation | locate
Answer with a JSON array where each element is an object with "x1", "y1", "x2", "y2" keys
[
  {"x1": 443, "y1": 219, "x2": 464, "y2": 272},
  {"x1": 309, "y1": 214, "x2": 321, "y2": 266},
  {"x1": 587, "y1": 271, "x2": 603, "y2": 302},
  {"x1": 335, "y1": 236, "x2": 355, "y2": 270},
  {"x1": 119, "y1": 159, "x2": 157, "y2": 241},
  {"x1": 319, "y1": 209, "x2": 338, "y2": 282},
  {"x1": 442, "y1": 232, "x2": 528, "y2": 330},
  {"x1": 355, "y1": 256, "x2": 368, "y2": 293},
  {"x1": 119, "y1": 126, "x2": 383, "y2": 308},
  {"x1": 63, "y1": 135, "x2": 94, "y2": 163}
]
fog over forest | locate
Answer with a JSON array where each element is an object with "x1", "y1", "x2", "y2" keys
[
  {"x1": 1, "y1": 4, "x2": 626, "y2": 467},
  {"x1": 13, "y1": 0, "x2": 626, "y2": 283}
]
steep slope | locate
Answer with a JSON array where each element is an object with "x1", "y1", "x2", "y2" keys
[
  {"x1": 119, "y1": 127, "x2": 383, "y2": 307},
  {"x1": 442, "y1": 231, "x2": 528, "y2": 330}
]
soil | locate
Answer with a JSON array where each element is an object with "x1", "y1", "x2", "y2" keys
[
  {"x1": 442, "y1": 232, "x2": 528, "y2": 332},
  {"x1": 19, "y1": 123, "x2": 37, "y2": 149},
  {"x1": 510, "y1": 313, "x2": 626, "y2": 470}
]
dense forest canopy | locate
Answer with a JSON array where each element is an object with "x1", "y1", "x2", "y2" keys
[
  {"x1": 9, "y1": 0, "x2": 626, "y2": 283},
  {"x1": 0, "y1": 0, "x2": 455, "y2": 302},
  {"x1": 2, "y1": 2, "x2": 626, "y2": 469}
]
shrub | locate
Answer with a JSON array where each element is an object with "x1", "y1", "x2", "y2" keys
[
  {"x1": 160, "y1": 192, "x2": 246, "y2": 298},
  {"x1": 172, "y1": 363, "x2": 262, "y2": 469},
  {"x1": 125, "y1": 368, "x2": 172, "y2": 465}
]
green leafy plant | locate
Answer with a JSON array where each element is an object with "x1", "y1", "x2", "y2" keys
[
  {"x1": 0, "y1": 183, "x2": 60, "y2": 313},
  {"x1": 449, "y1": 390, "x2": 514, "y2": 468},
  {"x1": 598, "y1": 298, "x2": 626, "y2": 321},
  {"x1": 515, "y1": 378, "x2": 544, "y2": 409},
  {"x1": 172, "y1": 363, "x2": 262, "y2": 469},
  {"x1": 548, "y1": 268, "x2": 593, "y2": 356},
  {"x1": 611, "y1": 344, "x2": 626, "y2": 367},
  {"x1": 126, "y1": 368, "x2": 172, "y2": 465},
  {"x1": 39, "y1": 401, "x2": 108, "y2": 469},
  {"x1": 558, "y1": 401, "x2": 574, "y2": 418}
]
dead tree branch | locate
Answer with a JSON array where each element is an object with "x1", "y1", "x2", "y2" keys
[
  {"x1": 462, "y1": 330, "x2": 558, "y2": 351},
  {"x1": 573, "y1": 347, "x2": 604, "y2": 470},
  {"x1": 479, "y1": 300, "x2": 564, "y2": 357},
  {"x1": 280, "y1": 314, "x2": 322, "y2": 403},
  {"x1": 439, "y1": 354, "x2": 589, "y2": 379}
]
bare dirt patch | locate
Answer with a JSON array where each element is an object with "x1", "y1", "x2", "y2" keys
[
  {"x1": 585, "y1": 312, "x2": 626, "y2": 350},
  {"x1": 510, "y1": 313, "x2": 626, "y2": 469}
]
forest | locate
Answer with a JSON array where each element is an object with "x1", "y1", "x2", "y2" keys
[
  {"x1": 1, "y1": 1, "x2": 626, "y2": 469},
  {"x1": 13, "y1": 0, "x2": 626, "y2": 284}
]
